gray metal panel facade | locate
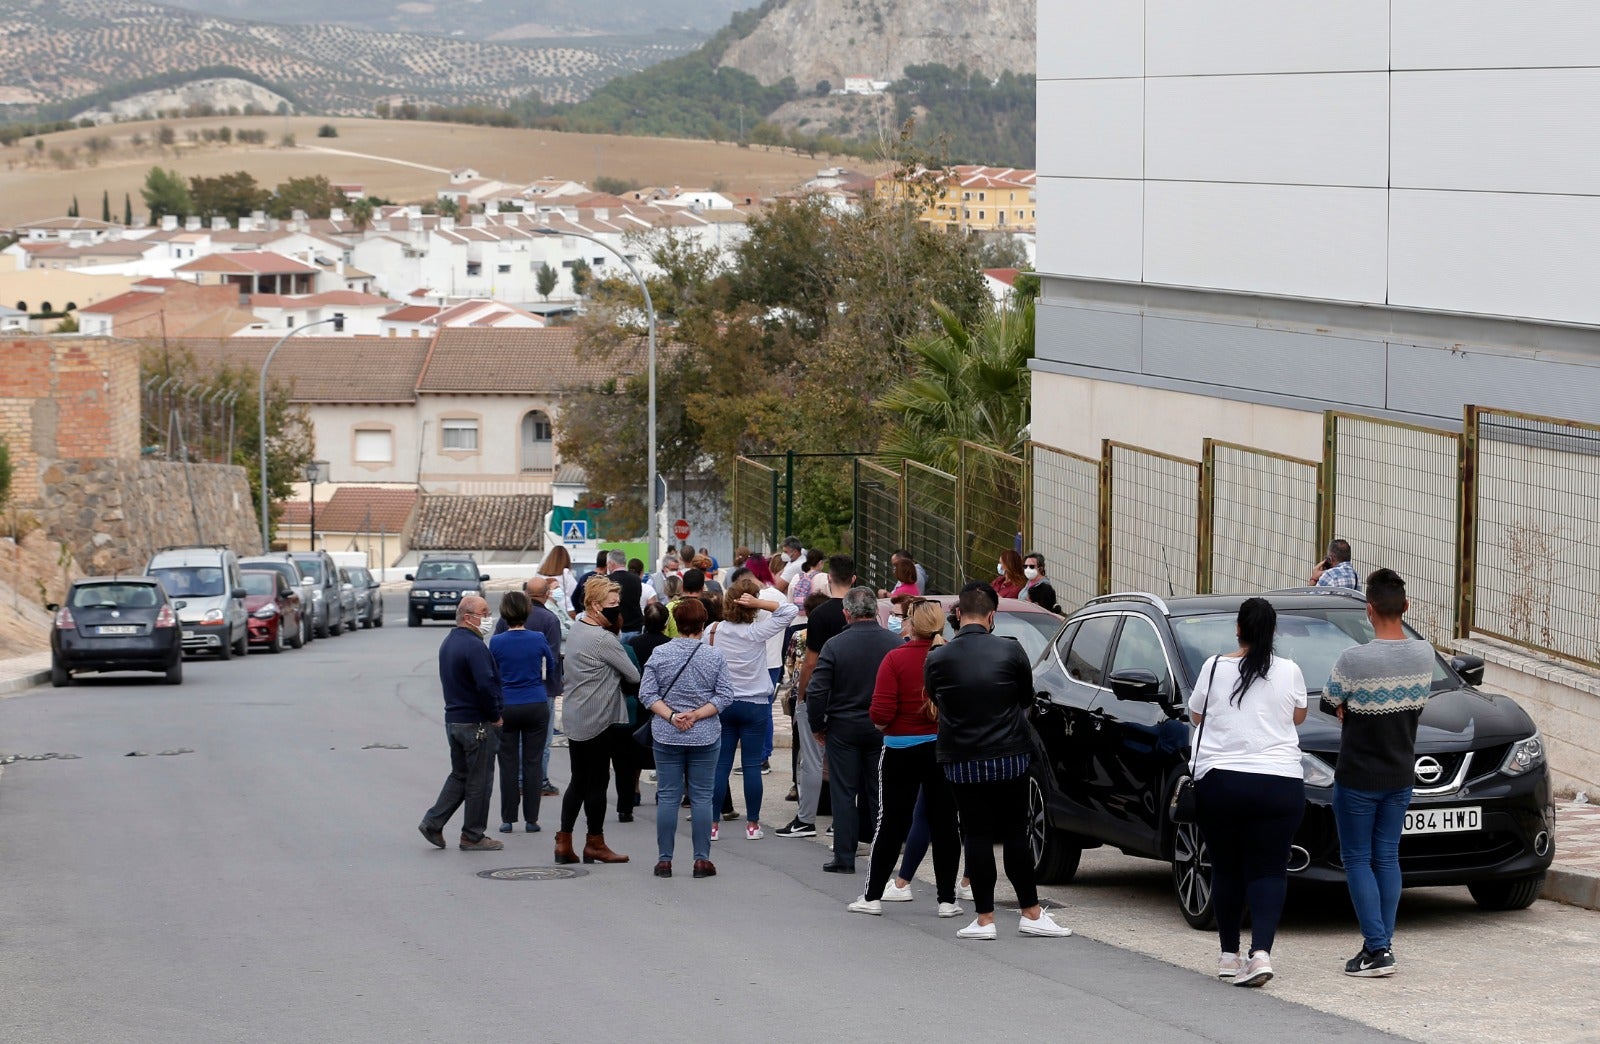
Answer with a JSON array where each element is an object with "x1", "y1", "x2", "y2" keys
[
  {"x1": 1035, "y1": 300, "x2": 1142, "y2": 372},
  {"x1": 1386, "y1": 342, "x2": 1600, "y2": 423},
  {"x1": 1141, "y1": 315, "x2": 1387, "y2": 407}
]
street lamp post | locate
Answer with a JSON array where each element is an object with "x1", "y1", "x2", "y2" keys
[
  {"x1": 533, "y1": 226, "x2": 657, "y2": 573},
  {"x1": 304, "y1": 459, "x2": 329, "y2": 551},
  {"x1": 258, "y1": 316, "x2": 344, "y2": 553}
]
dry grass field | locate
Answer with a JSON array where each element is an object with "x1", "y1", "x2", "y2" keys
[{"x1": 0, "y1": 116, "x2": 874, "y2": 225}]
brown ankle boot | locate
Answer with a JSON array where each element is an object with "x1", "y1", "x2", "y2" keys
[
  {"x1": 553, "y1": 831, "x2": 579, "y2": 864},
  {"x1": 582, "y1": 832, "x2": 629, "y2": 864}
]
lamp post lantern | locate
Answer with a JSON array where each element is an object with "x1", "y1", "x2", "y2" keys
[
  {"x1": 304, "y1": 459, "x2": 329, "y2": 551},
  {"x1": 533, "y1": 226, "x2": 657, "y2": 572},
  {"x1": 258, "y1": 316, "x2": 344, "y2": 553}
]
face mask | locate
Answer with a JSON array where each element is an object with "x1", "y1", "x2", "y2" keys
[
  {"x1": 996, "y1": 562, "x2": 1005, "y2": 575},
  {"x1": 476, "y1": 616, "x2": 493, "y2": 638},
  {"x1": 887, "y1": 614, "x2": 903, "y2": 635},
  {"x1": 601, "y1": 605, "x2": 623, "y2": 629},
  {"x1": 1023, "y1": 567, "x2": 1039, "y2": 580}
]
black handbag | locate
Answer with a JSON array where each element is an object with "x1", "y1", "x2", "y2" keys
[
  {"x1": 1170, "y1": 656, "x2": 1221, "y2": 825},
  {"x1": 633, "y1": 645, "x2": 700, "y2": 749}
]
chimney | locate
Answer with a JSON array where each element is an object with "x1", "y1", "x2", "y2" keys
[
  {"x1": 185, "y1": 215, "x2": 201, "y2": 231},
  {"x1": 407, "y1": 205, "x2": 422, "y2": 219},
  {"x1": 161, "y1": 215, "x2": 178, "y2": 231},
  {"x1": 211, "y1": 216, "x2": 228, "y2": 231},
  {"x1": 373, "y1": 220, "x2": 390, "y2": 232},
  {"x1": 238, "y1": 215, "x2": 254, "y2": 232},
  {"x1": 440, "y1": 216, "x2": 455, "y2": 230}
]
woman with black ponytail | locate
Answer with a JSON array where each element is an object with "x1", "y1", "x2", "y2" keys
[{"x1": 1187, "y1": 597, "x2": 1309, "y2": 987}]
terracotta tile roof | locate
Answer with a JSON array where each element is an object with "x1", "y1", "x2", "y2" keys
[
  {"x1": 158, "y1": 337, "x2": 429, "y2": 403},
  {"x1": 381, "y1": 305, "x2": 441, "y2": 323},
  {"x1": 280, "y1": 501, "x2": 311, "y2": 526},
  {"x1": 315, "y1": 486, "x2": 420, "y2": 534},
  {"x1": 80, "y1": 290, "x2": 161, "y2": 315},
  {"x1": 417, "y1": 327, "x2": 649, "y2": 394},
  {"x1": 17, "y1": 216, "x2": 117, "y2": 230},
  {"x1": 411, "y1": 494, "x2": 551, "y2": 551},
  {"x1": 169, "y1": 308, "x2": 260, "y2": 338},
  {"x1": 985, "y1": 268, "x2": 1019, "y2": 286},
  {"x1": 175, "y1": 252, "x2": 320, "y2": 275}
]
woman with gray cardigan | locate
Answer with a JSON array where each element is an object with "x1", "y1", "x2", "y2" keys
[{"x1": 554, "y1": 577, "x2": 640, "y2": 866}]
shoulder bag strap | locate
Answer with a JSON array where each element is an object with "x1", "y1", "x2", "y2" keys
[
  {"x1": 1189, "y1": 656, "x2": 1222, "y2": 775},
  {"x1": 659, "y1": 644, "x2": 700, "y2": 702},
  {"x1": 707, "y1": 622, "x2": 719, "y2": 646}
]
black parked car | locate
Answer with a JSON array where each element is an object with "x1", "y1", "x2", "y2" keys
[
  {"x1": 49, "y1": 577, "x2": 183, "y2": 686},
  {"x1": 1027, "y1": 588, "x2": 1553, "y2": 928},
  {"x1": 406, "y1": 555, "x2": 488, "y2": 626}
]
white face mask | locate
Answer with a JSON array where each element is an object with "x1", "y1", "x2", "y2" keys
[
  {"x1": 477, "y1": 617, "x2": 493, "y2": 638},
  {"x1": 996, "y1": 562, "x2": 1005, "y2": 575},
  {"x1": 1024, "y1": 567, "x2": 1039, "y2": 580}
]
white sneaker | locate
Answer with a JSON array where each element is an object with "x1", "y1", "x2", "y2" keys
[
  {"x1": 1217, "y1": 952, "x2": 1242, "y2": 979},
  {"x1": 938, "y1": 902, "x2": 965, "y2": 918},
  {"x1": 645, "y1": 771, "x2": 657, "y2": 784},
  {"x1": 745, "y1": 823, "x2": 764, "y2": 840},
  {"x1": 881, "y1": 881, "x2": 913, "y2": 902},
  {"x1": 710, "y1": 822, "x2": 719, "y2": 842},
  {"x1": 956, "y1": 881, "x2": 975, "y2": 901},
  {"x1": 1018, "y1": 909, "x2": 1072, "y2": 938},
  {"x1": 956, "y1": 918, "x2": 997, "y2": 940},
  {"x1": 1234, "y1": 950, "x2": 1273, "y2": 987},
  {"x1": 847, "y1": 896, "x2": 882, "y2": 916}
]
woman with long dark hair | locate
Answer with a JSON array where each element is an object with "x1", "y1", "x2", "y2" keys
[
  {"x1": 1188, "y1": 596, "x2": 1309, "y2": 987},
  {"x1": 991, "y1": 549, "x2": 1027, "y2": 600}
]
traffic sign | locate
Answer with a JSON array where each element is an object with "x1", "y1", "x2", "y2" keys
[
  {"x1": 561, "y1": 519, "x2": 589, "y2": 543},
  {"x1": 672, "y1": 519, "x2": 691, "y2": 542}
]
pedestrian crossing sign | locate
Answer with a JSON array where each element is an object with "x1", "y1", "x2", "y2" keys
[{"x1": 561, "y1": 519, "x2": 589, "y2": 543}]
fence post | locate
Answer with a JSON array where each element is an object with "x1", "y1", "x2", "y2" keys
[
  {"x1": 1457, "y1": 405, "x2": 1480, "y2": 640},
  {"x1": 851, "y1": 457, "x2": 862, "y2": 571},
  {"x1": 1197, "y1": 438, "x2": 1215, "y2": 594},
  {"x1": 1023, "y1": 443, "x2": 1034, "y2": 555},
  {"x1": 768, "y1": 463, "x2": 780, "y2": 554},
  {"x1": 956, "y1": 441, "x2": 969, "y2": 581},
  {"x1": 730, "y1": 463, "x2": 739, "y2": 553},
  {"x1": 899, "y1": 459, "x2": 910, "y2": 551},
  {"x1": 1320, "y1": 410, "x2": 1337, "y2": 553},
  {"x1": 783, "y1": 450, "x2": 795, "y2": 546},
  {"x1": 1097, "y1": 439, "x2": 1113, "y2": 595}
]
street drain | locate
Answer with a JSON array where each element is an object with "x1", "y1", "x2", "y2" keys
[{"x1": 476, "y1": 866, "x2": 588, "y2": 882}]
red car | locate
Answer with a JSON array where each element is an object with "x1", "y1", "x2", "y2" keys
[{"x1": 242, "y1": 568, "x2": 302, "y2": 653}]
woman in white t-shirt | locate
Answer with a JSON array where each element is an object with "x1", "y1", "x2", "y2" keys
[{"x1": 1186, "y1": 596, "x2": 1308, "y2": 988}]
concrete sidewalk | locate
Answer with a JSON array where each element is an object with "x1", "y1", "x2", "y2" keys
[
  {"x1": 0, "y1": 651, "x2": 51, "y2": 697},
  {"x1": 1546, "y1": 801, "x2": 1600, "y2": 910}
]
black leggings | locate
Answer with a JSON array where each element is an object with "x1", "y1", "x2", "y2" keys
[
  {"x1": 497, "y1": 702, "x2": 551, "y2": 826},
  {"x1": 950, "y1": 776, "x2": 1036, "y2": 915},
  {"x1": 1195, "y1": 769, "x2": 1306, "y2": 955},
  {"x1": 607, "y1": 723, "x2": 642, "y2": 814},
  {"x1": 867, "y1": 744, "x2": 960, "y2": 903},
  {"x1": 560, "y1": 732, "x2": 614, "y2": 835}
]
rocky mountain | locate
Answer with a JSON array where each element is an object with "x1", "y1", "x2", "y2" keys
[
  {"x1": 156, "y1": 0, "x2": 745, "y2": 37},
  {"x1": 716, "y1": 0, "x2": 1034, "y2": 88}
]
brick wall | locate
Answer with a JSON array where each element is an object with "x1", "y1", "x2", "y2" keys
[{"x1": 0, "y1": 337, "x2": 141, "y2": 505}]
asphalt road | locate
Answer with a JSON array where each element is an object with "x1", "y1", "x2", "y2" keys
[{"x1": 0, "y1": 594, "x2": 1402, "y2": 1043}]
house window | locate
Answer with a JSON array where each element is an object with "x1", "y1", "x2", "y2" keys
[
  {"x1": 441, "y1": 418, "x2": 479, "y2": 451},
  {"x1": 497, "y1": 264, "x2": 511, "y2": 274},
  {"x1": 978, "y1": 210, "x2": 985, "y2": 221},
  {"x1": 353, "y1": 428, "x2": 393, "y2": 463},
  {"x1": 978, "y1": 192, "x2": 986, "y2": 201},
  {"x1": 466, "y1": 261, "x2": 481, "y2": 277}
]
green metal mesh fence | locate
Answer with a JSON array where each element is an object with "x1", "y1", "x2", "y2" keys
[
  {"x1": 731, "y1": 456, "x2": 778, "y2": 557},
  {"x1": 852, "y1": 459, "x2": 902, "y2": 594},
  {"x1": 1029, "y1": 442, "x2": 1101, "y2": 612},
  {"x1": 1205, "y1": 441, "x2": 1321, "y2": 595},
  {"x1": 1107, "y1": 443, "x2": 1200, "y2": 597},
  {"x1": 904, "y1": 461, "x2": 960, "y2": 594},
  {"x1": 960, "y1": 441, "x2": 1026, "y2": 582}
]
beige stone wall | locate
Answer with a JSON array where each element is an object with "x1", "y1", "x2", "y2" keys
[
  {"x1": 38, "y1": 458, "x2": 262, "y2": 577},
  {"x1": 1454, "y1": 636, "x2": 1600, "y2": 797}
]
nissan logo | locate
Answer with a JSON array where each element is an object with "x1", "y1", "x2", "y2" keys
[{"x1": 1414, "y1": 756, "x2": 1445, "y2": 785}]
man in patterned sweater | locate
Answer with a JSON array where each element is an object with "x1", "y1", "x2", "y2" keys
[{"x1": 1325, "y1": 568, "x2": 1435, "y2": 978}]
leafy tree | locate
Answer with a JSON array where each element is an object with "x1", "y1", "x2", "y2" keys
[
  {"x1": 316, "y1": 123, "x2": 338, "y2": 138},
  {"x1": 141, "y1": 167, "x2": 191, "y2": 222},
  {"x1": 434, "y1": 196, "x2": 461, "y2": 220},
  {"x1": 189, "y1": 171, "x2": 270, "y2": 222},
  {"x1": 0, "y1": 437, "x2": 11, "y2": 515},
  {"x1": 594, "y1": 175, "x2": 642, "y2": 196},
  {"x1": 156, "y1": 124, "x2": 176, "y2": 147},
  {"x1": 54, "y1": 313, "x2": 79, "y2": 333},
  {"x1": 816, "y1": 80, "x2": 832, "y2": 97},
  {"x1": 568, "y1": 257, "x2": 592, "y2": 298},
  {"x1": 269, "y1": 175, "x2": 343, "y2": 219},
  {"x1": 536, "y1": 262, "x2": 558, "y2": 301}
]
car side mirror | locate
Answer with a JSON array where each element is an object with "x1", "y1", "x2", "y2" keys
[
  {"x1": 479, "y1": 573, "x2": 490, "y2": 582},
  {"x1": 45, "y1": 602, "x2": 58, "y2": 612},
  {"x1": 232, "y1": 588, "x2": 247, "y2": 600},
  {"x1": 1449, "y1": 654, "x2": 1486, "y2": 687},
  {"x1": 369, "y1": 581, "x2": 380, "y2": 589},
  {"x1": 1108, "y1": 667, "x2": 1165, "y2": 703},
  {"x1": 404, "y1": 574, "x2": 415, "y2": 582}
]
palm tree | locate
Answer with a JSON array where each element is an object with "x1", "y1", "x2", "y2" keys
[
  {"x1": 349, "y1": 197, "x2": 375, "y2": 232},
  {"x1": 876, "y1": 297, "x2": 1034, "y2": 473}
]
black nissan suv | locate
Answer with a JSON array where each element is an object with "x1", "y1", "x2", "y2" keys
[
  {"x1": 406, "y1": 555, "x2": 488, "y2": 626},
  {"x1": 1026, "y1": 588, "x2": 1554, "y2": 928}
]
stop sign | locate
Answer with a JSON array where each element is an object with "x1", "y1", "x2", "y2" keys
[{"x1": 672, "y1": 519, "x2": 691, "y2": 542}]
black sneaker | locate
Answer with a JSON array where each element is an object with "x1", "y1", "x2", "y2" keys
[
  {"x1": 1344, "y1": 947, "x2": 1397, "y2": 977},
  {"x1": 774, "y1": 818, "x2": 816, "y2": 838}
]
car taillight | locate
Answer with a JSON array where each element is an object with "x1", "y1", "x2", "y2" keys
[
  {"x1": 154, "y1": 605, "x2": 176, "y2": 629},
  {"x1": 53, "y1": 605, "x2": 76, "y2": 630}
]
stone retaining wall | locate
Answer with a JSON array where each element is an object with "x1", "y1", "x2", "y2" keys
[
  {"x1": 1454, "y1": 636, "x2": 1600, "y2": 797},
  {"x1": 39, "y1": 458, "x2": 262, "y2": 577}
]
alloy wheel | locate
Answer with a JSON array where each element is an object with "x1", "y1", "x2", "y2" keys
[{"x1": 1171, "y1": 820, "x2": 1215, "y2": 929}]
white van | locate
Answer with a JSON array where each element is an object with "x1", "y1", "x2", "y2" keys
[
  {"x1": 145, "y1": 546, "x2": 249, "y2": 659},
  {"x1": 328, "y1": 551, "x2": 369, "y2": 573}
]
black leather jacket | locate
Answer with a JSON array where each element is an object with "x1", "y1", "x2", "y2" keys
[{"x1": 925, "y1": 623, "x2": 1034, "y2": 763}]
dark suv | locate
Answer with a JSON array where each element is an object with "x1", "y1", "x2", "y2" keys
[
  {"x1": 1027, "y1": 588, "x2": 1553, "y2": 928},
  {"x1": 406, "y1": 555, "x2": 488, "y2": 626}
]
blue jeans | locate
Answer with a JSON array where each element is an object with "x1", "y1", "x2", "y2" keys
[
  {"x1": 763, "y1": 667, "x2": 782, "y2": 761},
  {"x1": 655, "y1": 740, "x2": 720, "y2": 861},
  {"x1": 1333, "y1": 783, "x2": 1412, "y2": 952},
  {"x1": 713, "y1": 700, "x2": 770, "y2": 823}
]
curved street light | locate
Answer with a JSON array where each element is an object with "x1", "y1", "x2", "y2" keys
[
  {"x1": 533, "y1": 226, "x2": 658, "y2": 572},
  {"x1": 258, "y1": 316, "x2": 344, "y2": 553}
]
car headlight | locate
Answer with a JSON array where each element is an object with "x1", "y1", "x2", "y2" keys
[
  {"x1": 1301, "y1": 752, "x2": 1336, "y2": 788},
  {"x1": 411, "y1": 589, "x2": 429, "y2": 599},
  {"x1": 252, "y1": 605, "x2": 278, "y2": 618},
  {"x1": 202, "y1": 608, "x2": 225, "y2": 623},
  {"x1": 1500, "y1": 732, "x2": 1545, "y2": 777}
]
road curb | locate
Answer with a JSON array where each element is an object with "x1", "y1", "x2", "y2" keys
[
  {"x1": 0, "y1": 670, "x2": 49, "y2": 696},
  {"x1": 1542, "y1": 865, "x2": 1600, "y2": 911}
]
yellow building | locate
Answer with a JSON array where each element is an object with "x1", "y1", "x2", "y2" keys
[{"x1": 874, "y1": 165, "x2": 1038, "y2": 234}]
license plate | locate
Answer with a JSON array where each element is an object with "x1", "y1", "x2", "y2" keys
[
  {"x1": 98, "y1": 625, "x2": 138, "y2": 635},
  {"x1": 1403, "y1": 806, "x2": 1481, "y2": 835}
]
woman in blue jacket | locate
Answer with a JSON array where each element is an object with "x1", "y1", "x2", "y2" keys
[{"x1": 491, "y1": 590, "x2": 558, "y2": 833}]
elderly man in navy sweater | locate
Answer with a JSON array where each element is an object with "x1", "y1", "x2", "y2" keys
[{"x1": 419, "y1": 594, "x2": 506, "y2": 851}]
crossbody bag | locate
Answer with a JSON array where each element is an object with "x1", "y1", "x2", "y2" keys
[
  {"x1": 632, "y1": 645, "x2": 701, "y2": 749},
  {"x1": 1170, "y1": 655, "x2": 1222, "y2": 824}
]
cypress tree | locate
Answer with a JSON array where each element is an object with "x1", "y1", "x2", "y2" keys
[
  {"x1": 123, "y1": 193, "x2": 133, "y2": 225},
  {"x1": 101, "y1": 190, "x2": 111, "y2": 223},
  {"x1": 68, "y1": 195, "x2": 79, "y2": 217}
]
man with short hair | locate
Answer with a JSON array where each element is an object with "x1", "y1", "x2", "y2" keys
[
  {"x1": 419, "y1": 595, "x2": 505, "y2": 851},
  {"x1": 574, "y1": 549, "x2": 608, "y2": 605},
  {"x1": 892, "y1": 549, "x2": 927, "y2": 595},
  {"x1": 777, "y1": 554, "x2": 856, "y2": 839},
  {"x1": 1021, "y1": 551, "x2": 1060, "y2": 613},
  {"x1": 652, "y1": 552, "x2": 681, "y2": 598},
  {"x1": 807, "y1": 584, "x2": 901, "y2": 872},
  {"x1": 777, "y1": 536, "x2": 805, "y2": 594},
  {"x1": 1311, "y1": 539, "x2": 1360, "y2": 590},
  {"x1": 607, "y1": 549, "x2": 644, "y2": 639},
  {"x1": 1326, "y1": 568, "x2": 1434, "y2": 978}
]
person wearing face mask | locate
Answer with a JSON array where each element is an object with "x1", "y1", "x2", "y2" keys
[
  {"x1": 991, "y1": 549, "x2": 1027, "y2": 600},
  {"x1": 418, "y1": 595, "x2": 505, "y2": 852},
  {"x1": 881, "y1": 556, "x2": 920, "y2": 610},
  {"x1": 1021, "y1": 551, "x2": 1060, "y2": 614},
  {"x1": 553, "y1": 577, "x2": 640, "y2": 865}
]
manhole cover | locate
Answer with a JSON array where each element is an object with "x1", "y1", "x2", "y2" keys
[{"x1": 476, "y1": 866, "x2": 589, "y2": 881}]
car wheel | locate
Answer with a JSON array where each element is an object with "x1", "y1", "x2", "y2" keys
[
  {"x1": 330, "y1": 613, "x2": 343, "y2": 636},
  {"x1": 164, "y1": 657, "x2": 183, "y2": 685},
  {"x1": 268, "y1": 622, "x2": 284, "y2": 654},
  {"x1": 408, "y1": 609, "x2": 421, "y2": 627},
  {"x1": 315, "y1": 610, "x2": 329, "y2": 639},
  {"x1": 1468, "y1": 874, "x2": 1545, "y2": 911},
  {"x1": 233, "y1": 628, "x2": 249, "y2": 658},
  {"x1": 374, "y1": 610, "x2": 384, "y2": 628},
  {"x1": 50, "y1": 660, "x2": 70, "y2": 688},
  {"x1": 1027, "y1": 772, "x2": 1082, "y2": 884},
  {"x1": 217, "y1": 631, "x2": 232, "y2": 660},
  {"x1": 1171, "y1": 819, "x2": 1216, "y2": 929},
  {"x1": 289, "y1": 616, "x2": 305, "y2": 649}
]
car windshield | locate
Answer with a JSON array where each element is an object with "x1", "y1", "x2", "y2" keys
[
  {"x1": 70, "y1": 583, "x2": 161, "y2": 610},
  {"x1": 1170, "y1": 609, "x2": 1451, "y2": 692},
  {"x1": 241, "y1": 573, "x2": 276, "y2": 596},
  {"x1": 149, "y1": 566, "x2": 226, "y2": 598},
  {"x1": 938, "y1": 611, "x2": 1058, "y2": 664},
  {"x1": 293, "y1": 558, "x2": 325, "y2": 582},
  {"x1": 416, "y1": 561, "x2": 476, "y2": 581}
]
